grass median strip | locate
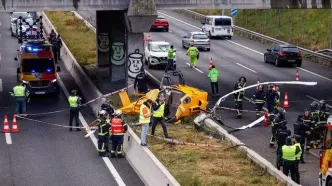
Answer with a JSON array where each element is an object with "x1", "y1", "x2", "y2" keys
[
  {"x1": 47, "y1": 11, "x2": 284, "y2": 186},
  {"x1": 45, "y1": 11, "x2": 96, "y2": 66}
]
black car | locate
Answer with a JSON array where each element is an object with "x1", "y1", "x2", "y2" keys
[{"x1": 264, "y1": 44, "x2": 302, "y2": 67}]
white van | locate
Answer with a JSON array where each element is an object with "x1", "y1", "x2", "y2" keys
[{"x1": 201, "y1": 15, "x2": 233, "y2": 39}]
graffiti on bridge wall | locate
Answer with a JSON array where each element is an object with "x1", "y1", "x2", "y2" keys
[
  {"x1": 128, "y1": 49, "x2": 143, "y2": 79},
  {"x1": 98, "y1": 33, "x2": 110, "y2": 53},
  {"x1": 110, "y1": 41, "x2": 126, "y2": 82},
  {"x1": 111, "y1": 42, "x2": 125, "y2": 65}
]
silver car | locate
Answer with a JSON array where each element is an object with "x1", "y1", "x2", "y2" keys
[{"x1": 182, "y1": 32, "x2": 211, "y2": 51}]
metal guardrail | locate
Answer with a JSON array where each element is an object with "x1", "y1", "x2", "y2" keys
[{"x1": 180, "y1": 9, "x2": 332, "y2": 63}]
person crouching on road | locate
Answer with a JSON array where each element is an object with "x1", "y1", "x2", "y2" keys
[
  {"x1": 88, "y1": 110, "x2": 111, "y2": 157},
  {"x1": 281, "y1": 136, "x2": 299, "y2": 183},
  {"x1": 10, "y1": 82, "x2": 30, "y2": 116},
  {"x1": 151, "y1": 94, "x2": 171, "y2": 139},
  {"x1": 233, "y1": 77, "x2": 246, "y2": 119},
  {"x1": 110, "y1": 109, "x2": 128, "y2": 158},
  {"x1": 207, "y1": 65, "x2": 220, "y2": 97},
  {"x1": 186, "y1": 43, "x2": 199, "y2": 68},
  {"x1": 68, "y1": 89, "x2": 82, "y2": 131},
  {"x1": 140, "y1": 99, "x2": 153, "y2": 146}
]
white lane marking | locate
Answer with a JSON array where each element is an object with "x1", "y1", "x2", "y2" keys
[
  {"x1": 5, "y1": 133, "x2": 12, "y2": 144},
  {"x1": 186, "y1": 63, "x2": 204, "y2": 73},
  {"x1": 235, "y1": 63, "x2": 257, "y2": 73},
  {"x1": 178, "y1": 30, "x2": 186, "y2": 35},
  {"x1": 57, "y1": 76, "x2": 126, "y2": 186},
  {"x1": 158, "y1": 11, "x2": 201, "y2": 30},
  {"x1": 158, "y1": 11, "x2": 332, "y2": 83},
  {"x1": 0, "y1": 52, "x2": 1, "y2": 60},
  {"x1": 227, "y1": 40, "x2": 264, "y2": 55},
  {"x1": 0, "y1": 79, "x2": 2, "y2": 92},
  {"x1": 0, "y1": 21, "x2": 1, "y2": 26},
  {"x1": 297, "y1": 67, "x2": 332, "y2": 82},
  {"x1": 306, "y1": 95, "x2": 332, "y2": 109}
]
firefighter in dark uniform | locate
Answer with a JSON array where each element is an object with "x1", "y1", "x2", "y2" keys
[
  {"x1": 275, "y1": 121, "x2": 291, "y2": 170},
  {"x1": 49, "y1": 29, "x2": 56, "y2": 44},
  {"x1": 88, "y1": 110, "x2": 111, "y2": 157},
  {"x1": 53, "y1": 35, "x2": 62, "y2": 63},
  {"x1": 314, "y1": 100, "x2": 330, "y2": 146},
  {"x1": 293, "y1": 135, "x2": 302, "y2": 184},
  {"x1": 134, "y1": 68, "x2": 148, "y2": 94},
  {"x1": 274, "y1": 86, "x2": 280, "y2": 109},
  {"x1": 309, "y1": 101, "x2": 319, "y2": 147},
  {"x1": 233, "y1": 77, "x2": 246, "y2": 119},
  {"x1": 281, "y1": 137, "x2": 300, "y2": 183},
  {"x1": 252, "y1": 85, "x2": 266, "y2": 119},
  {"x1": 295, "y1": 109, "x2": 312, "y2": 156},
  {"x1": 110, "y1": 109, "x2": 128, "y2": 158},
  {"x1": 276, "y1": 121, "x2": 291, "y2": 169},
  {"x1": 270, "y1": 107, "x2": 287, "y2": 148},
  {"x1": 266, "y1": 84, "x2": 278, "y2": 114}
]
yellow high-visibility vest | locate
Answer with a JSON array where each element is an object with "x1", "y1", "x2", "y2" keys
[
  {"x1": 139, "y1": 104, "x2": 151, "y2": 124},
  {"x1": 282, "y1": 145, "x2": 296, "y2": 161},
  {"x1": 294, "y1": 143, "x2": 302, "y2": 160},
  {"x1": 68, "y1": 96, "x2": 79, "y2": 108},
  {"x1": 13, "y1": 85, "x2": 27, "y2": 97},
  {"x1": 153, "y1": 103, "x2": 165, "y2": 117}
]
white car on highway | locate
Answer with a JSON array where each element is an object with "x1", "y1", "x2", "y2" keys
[
  {"x1": 201, "y1": 15, "x2": 233, "y2": 39},
  {"x1": 144, "y1": 41, "x2": 176, "y2": 69},
  {"x1": 10, "y1": 12, "x2": 33, "y2": 37}
]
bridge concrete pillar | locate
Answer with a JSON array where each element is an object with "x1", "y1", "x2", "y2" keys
[
  {"x1": 95, "y1": 0, "x2": 157, "y2": 90},
  {"x1": 125, "y1": 0, "x2": 158, "y2": 79},
  {"x1": 96, "y1": 10, "x2": 127, "y2": 91}
]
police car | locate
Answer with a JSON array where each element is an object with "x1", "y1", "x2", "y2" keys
[{"x1": 144, "y1": 41, "x2": 176, "y2": 69}]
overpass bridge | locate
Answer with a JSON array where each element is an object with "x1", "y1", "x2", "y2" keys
[{"x1": 1, "y1": 0, "x2": 332, "y2": 12}]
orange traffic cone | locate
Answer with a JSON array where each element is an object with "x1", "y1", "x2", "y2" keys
[
  {"x1": 11, "y1": 115, "x2": 19, "y2": 133},
  {"x1": 147, "y1": 33, "x2": 152, "y2": 42},
  {"x1": 2, "y1": 115, "x2": 9, "y2": 133},
  {"x1": 296, "y1": 70, "x2": 299, "y2": 81},
  {"x1": 283, "y1": 92, "x2": 290, "y2": 108},
  {"x1": 264, "y1": 112, "x2": 269, "y2": 127},
  {"x1": 209, "y1": 58, "x2": 214, "y2": 70}
]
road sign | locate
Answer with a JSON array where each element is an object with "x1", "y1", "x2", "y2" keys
[{"x1": 231, "y1": 9, "x2": 238, "y2": 16}]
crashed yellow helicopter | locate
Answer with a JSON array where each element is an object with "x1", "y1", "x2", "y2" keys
[{"x1": 118, "y1": 71, "x2": 208, "y2": 123}]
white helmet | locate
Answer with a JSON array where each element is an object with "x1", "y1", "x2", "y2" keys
[
  {"x1": 114, "y1": 109, "x2": 122, "y2": 116},
  {"x1": 98, "y1": 110, "x2": 108, "y2": 118}
]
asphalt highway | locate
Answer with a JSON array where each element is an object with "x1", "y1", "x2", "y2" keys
[
  {"x1": 79, "y1": 10, "x2": 332, "y2": 186},
  {"x1": 0, "y1": 13, "x2": 143, "y2": 186}
]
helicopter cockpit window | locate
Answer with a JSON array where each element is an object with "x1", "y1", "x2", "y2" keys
[{"x1": 182, "y1": 96, "x2": 191, "y2": 104}]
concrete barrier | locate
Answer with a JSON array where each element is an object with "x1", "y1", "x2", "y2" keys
[
  {"x1": 39, "y1": 12, "x2": 180, "y2": 186},
  {"x1": 197, "y1": 118, "x2": 301, "y2": 186}
]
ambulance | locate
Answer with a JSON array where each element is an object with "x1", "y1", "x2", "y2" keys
[{"x1": 14, "y1": 38, "x2": 61, "y2": 96}]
